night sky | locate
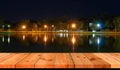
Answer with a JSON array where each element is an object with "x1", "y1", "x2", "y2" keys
[{"x1": 0, "y1": 0, "x2": 120, "y2": 20}]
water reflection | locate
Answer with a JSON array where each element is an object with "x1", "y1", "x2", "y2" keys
[
  {"x1": 2, "y1": 36, "x2": 11, "y2": 43},
  {"x1": 58, "y1": 33, "x2": 68, "y2": 38},
  {"x1": 2, "y1": 36, "x2": 4, "y2": 42},
  {"x1": 22, "y1": 35, "x2": 26, "y2": 41},
  {"x1": 8, "y1": 37, "x2": 10, "y2": 43},
  {"x1": 71, "y1": 35, "x2": 76, "y2": 51},
  {"x1": 71, "y1": 35, "x2": 76, "y2": 45},
  {"x1": 43, "y1": 35, "x2": 48, "y2": 45},
  {"x1": 0, "y1": 33, "x2": 119, "y2": 52}
]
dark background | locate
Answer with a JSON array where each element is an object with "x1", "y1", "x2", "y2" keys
[{"x1": 0, "y1": 0, "x2": 120, "y2": 20}]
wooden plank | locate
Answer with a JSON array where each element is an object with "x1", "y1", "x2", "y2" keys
[
  {"x1": 0, "y1": 53, "x2": 16, "y2": 62},
  {"x1": 110, "y1": 53, "x2": 120, "y2": 59},
  {"x1": 94, "y1": 53, "x2": 120, "y2": 68},
  {"x1": 71, "y1": 53, "x2": 94, "y2": 68},
  {"x1": 0, "y1": 53, "x2": 12, "y2": 59},
  {"x1": 106, "y1": 53, "x2": 120, "y2": 62},
  {"x1": 84, "y1": 53, "x2": 110, "y2": 68},
  {"x1": 16, "y1": 53, "x2": 41, "y2": 68},
  {"x1": 0, "y1": 53, "x2": 29, "y2": 68},
  {"x1": 0, "y1": 53, "x2": 120, "y2": 68},
  {"x1": 35, "y1": 53, "x2": 56, "y2": 68},
  {"x1": 55, "y1": 53, "x2": 74, "y2": 68}
]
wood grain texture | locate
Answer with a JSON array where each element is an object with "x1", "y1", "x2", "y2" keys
[
  {"x1": 16, "y1": 53, "x2": 41, "y2": 68},
  {"x1": 55, "y1": 53, "x2": 74, "y2": 68},
  {"x1": 0, "y1": 53, "x2": 120, "y2": 68},
  {"x1": 35, "y1": 53, "x2": 56, "y2": 68},
  {"x1": 0, "y1": 53, "x2": 29, "y2": 68},
  {"x1": 94, "y1": 53, "x2": 120, "y2": 68},
  {"x1": 71, "y1": 53, "x2": 94, "y2": 68}
]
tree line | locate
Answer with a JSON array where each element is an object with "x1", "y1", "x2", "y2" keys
[{"x1": 0, "y1": 15, "x2": 120, "y2": 32}]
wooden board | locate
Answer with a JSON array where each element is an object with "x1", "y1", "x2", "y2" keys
[
  {"x1": 84, "y1": 53, "x2": 110, "y2": 68},
  {"x1": 16, "y1": 53, "x2": 41, "y2": 68},
  {"x1": 35, "y1": 53, "x2": 56, "y2": 68},
  {"x1": 0, "y1": 53, "x2": 120, "y2": 68},
  {"x1": 0, "y1": 53, "x2": 29, "y2": 68},
  {"x1": 94, "y1": 53, "x2": 120, "y2": 68},
  {"x1": 55, "y1": 53, "x2": 74, "y2": 68},
  {"x1": 71, "y1": 53, "x2": 94, "y2": 68}
]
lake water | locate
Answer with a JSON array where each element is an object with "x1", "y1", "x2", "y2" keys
[{"x1": 0, "y1": 33, "x2": 120, "y2": 53}]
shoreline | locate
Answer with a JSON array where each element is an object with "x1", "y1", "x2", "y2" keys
[{"x1": 0, "y1": 31, "x2": 120, "y2": 35}]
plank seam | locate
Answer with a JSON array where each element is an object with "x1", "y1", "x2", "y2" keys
[
  {"x1": 15, "y1": 53, "x2": 31, "y2": 68},
  {"x1": 34, "y1": 53, "x2": 43, "y2": 68},
  {"x1": 69, "y1": 53, "x2": 75, "y2": 68}
]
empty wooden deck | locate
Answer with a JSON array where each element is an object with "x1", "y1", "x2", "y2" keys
[{"x1": 0, "y1": 53, "x2": 120, "y2": 68}]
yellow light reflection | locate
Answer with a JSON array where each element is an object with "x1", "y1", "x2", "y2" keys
[
  {"x1": 71, "y1": 36, "x2": 76, "y2": 45},
  {"x1": 22, "y1": 35, "x2": 26, "y2": 40},
  {"x1": 35, "y1": 36, "x2": 38, "y2": 42},
  {"x1": 71, "y1": 35, "x2": 76, "y2": 52},
  {"x1": 44, "y1": 35, "x2": 48, "y2": 43},
  {"x1": 52, "y1": 38, "x2": 54, "y2": 42}
]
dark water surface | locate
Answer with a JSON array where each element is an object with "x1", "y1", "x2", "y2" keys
[{"x1": 0, "y1": 33, "x2": 120, "y2": 53}]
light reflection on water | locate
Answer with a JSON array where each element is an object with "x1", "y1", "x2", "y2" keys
[{"x1": 0, "y1": 33, "x2": 119, "y2": 52}]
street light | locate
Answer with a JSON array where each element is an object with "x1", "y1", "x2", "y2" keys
[
  {"x1": 97, "y1": 24, "x2": 101, "y2": 28},
  {"x1": 22, "y1": 25, "x2": 26, "y2": 29},
  {"x1": 44, "y1": 25, "x2": 48, "y2": 28},
  {"x1": 52, "y1": 25, "x2": 54, "y2": 28},
  {"x1": 71, "y1": 23, "x2": 76, "y2": 29},
  {"x1": 21, "y1": 25, "x2": 27, "y2": 30},
  {"x1": 8, "y1": 25, "x2": 11, "y2": 28},
  {"x1": 2, "y1": 25, "x2": 5, "y2": 28},
  {"x1": 44, "y1": 25, "x2": 48, "y2": 31},
  {"x1": 51, "y1": 25, "x2": 55, "y2": 31},
  {"x1": 71, "y1": 23, "x2": 76, "y2": 32}
]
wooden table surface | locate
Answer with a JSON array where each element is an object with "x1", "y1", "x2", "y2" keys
[{"x1": 0, "y1": 53, "x2": 120, "y2": 68}]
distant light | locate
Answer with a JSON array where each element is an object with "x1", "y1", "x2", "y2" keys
[
  {"x1": 22, "y1": 25, "x2": 26, "y2": 29},
  {"x1": 80, "y1": 30, "x2": 83, "y2": 32},
  {"x1": 8, "y1": 37, "x2": 10, "y2": 43},
  {"x1": 92, "y1": 30, "x2": 96, "y2": 32},
  {"x1": 72, "y1": 36, "x2": 76, "y2": 45},
  {"x1": 52, "y1": 25, "x2": 54, "y2": 28},
  {"x1": 59, "y1": 33, "x2": 63, "y2": 37},
  {"x1": 2, "y1": 36, "x2": 4, "y2": 42},
  {"x1": 59, "y1": 30, "x2": 63, "y2": 32},
  {"x1": 89, "y1": 40, "x2": 92, "y2": 45},
  {"x1": 72, "y1": 23, "x2": 76, "y2": 28},
  {"x1": 44, "y1": 35, "x2": 48, "y2": 42},
  {"x1": 66, "y1": 33, "x2": 68, "y2": 38},
  {"x1": 97, "y1": 38, "x2": 100, "y2": 45},
  {"x1": 2, "y1": 25, "x2": 5, "y2": 28},
  {"x1": 52, "y1": 38, "x2": 54, "y2": 42},
  {"x1": 44, "y1": 25, "x2": 47, "y2": 28},
  {"x1": 92, "y1": 34, "x2": 95, "y2": 38},
  {"x1": 8, "y1": 25, "x2": 11, "y2": 28},
  {"x1": 97, "y1": 24, "x2": 101, "y2": 28},
  {"x1": 89, "y1": 23, "x2": 93, "y2": 26},
  {"x1": 22, "y1": 35, "x2": 26, "y2": 40}
]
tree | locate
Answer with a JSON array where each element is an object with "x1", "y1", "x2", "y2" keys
[{"x1": 113, "y1": 16, "x2": 120, "y2": 32}]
